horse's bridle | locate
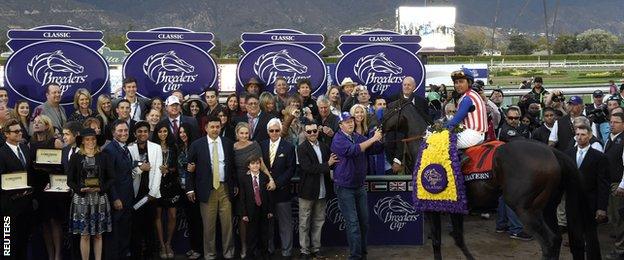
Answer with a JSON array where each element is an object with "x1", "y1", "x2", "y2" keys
[{"x1": 379, "y1": 100, "x2": 426, "y2": 144}]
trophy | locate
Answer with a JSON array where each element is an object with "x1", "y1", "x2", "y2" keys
[{"x1": 83, "y1": 156, "x2": 100, "y2": 188}]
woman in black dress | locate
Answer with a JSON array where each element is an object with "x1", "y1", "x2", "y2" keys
[
  {"x1": 67, "y1": 128, "x2": 114, "y2": 260},
  {"x1": 29, "y1": 114, "x2": 65, "y2": 260},
  {"x1": 152, "y1": 121, "x2": 179, "y2": 259},
  {"x1": 177, "y1": 123, "x2": 203, "y2": 259}
]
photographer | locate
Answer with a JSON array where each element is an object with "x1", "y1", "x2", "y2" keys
[
  {"x1": 586, "y1": 90, "x2": 610, "y2": 144},
  {"x1": 545, "y1": 90, "x2": 567, "y2": 116}
]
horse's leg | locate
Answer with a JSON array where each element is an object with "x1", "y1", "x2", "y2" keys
[
  {"x1": 426, "y1": 212, "x2": 442, "y2": 260},
  {"x1": 516, "y1": 209, "x2": 560, "y2": 260},
  {"x1": 450, "y1": 213, "x2": 475, "y2": 260},
  {"x1": 542, "y1": 188, "x2": 563, "y2": 258}
]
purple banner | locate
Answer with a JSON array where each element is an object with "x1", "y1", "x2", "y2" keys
[
  {"x1": 4, "y1": 25, "x2": 109, "y2": 108},
  {"x1": 237, "y1": 29, "x2": 326, "y2": 95},
  {"x1": 335, "y1": 30, "x2": 426, "y2": 99},
  {"x1": 123, "y1": 27, "x2": 218, "y2": 98}
]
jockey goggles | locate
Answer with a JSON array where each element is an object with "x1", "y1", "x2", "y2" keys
[{"x1": 451, "y1": 70, "x2": 474, "y2": 83}]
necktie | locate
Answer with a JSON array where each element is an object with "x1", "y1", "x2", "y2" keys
[
  {"x1": 269, "y1": 142, "x2": 277, "y2": 167},
  {"x1": 248, "y1": 116, "x2": 255, "y2": 136},
  {"x1": 123, "y1": 145, "x2": 131, "y2": 160},
  {"x1": 172, "y1": 119, "x2": 179, "y2": 136},
  {"x1": 253, "y1": 175, "x2": 262, "y2": 206},
  {"x1": 212, "y1": 140, "x2": 220, "y2": 190},
  {"x1": 16, "y1": 146, "x2": 26, "y2": 167},
  {"x1": 576, "y1": 149, "x2": 585, "y2": 168}
]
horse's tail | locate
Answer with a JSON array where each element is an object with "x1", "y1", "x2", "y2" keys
[{"x1": 552, "y1": 148, "x2": 601, "y2": 259}]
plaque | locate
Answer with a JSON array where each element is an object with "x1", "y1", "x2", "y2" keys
[
  {"x1": 1, "y1": 172, "x2": 31, "y2": 190},
  {"x1": 35, "y1": 149, "x2": 62, "y2": 165},
  {"x1": 84, "y1": 177, "x2": 100, "y2": 188},
  {"x1": 46, "y1": 174, "x2": 69, "y2": 192}
]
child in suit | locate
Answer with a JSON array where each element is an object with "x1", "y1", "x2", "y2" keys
[{"x1": 238, "y1": 155, "x2": 273, "y2": 259}]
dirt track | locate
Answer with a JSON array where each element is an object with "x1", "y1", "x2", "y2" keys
[{"x1": 319, "y1": 214, "x2": 616, "y2": 259}]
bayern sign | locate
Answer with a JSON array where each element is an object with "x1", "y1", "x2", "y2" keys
[
  {"x1": 123, "y1": 27, "x2": 217, "y2": 98},
  {"x1": 237, "y1": 29, "x2": 327, "y2": 95},
  {"x1": 4, "y1": 25, "x2": 109, "y2": 106},
  {"x1": 335, "y1": 30, "x2": 425, "y2": 99}
]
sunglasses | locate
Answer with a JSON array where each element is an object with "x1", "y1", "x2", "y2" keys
[
  {"x1": 268, "y1": 129, "x2": 280, "y2": 133},
  {"x1": 306, "y1": 129, "x2": 318, "y2": 134},
  {"x1": 507, "y1": 116, "x2": 520, "y2": 120}
]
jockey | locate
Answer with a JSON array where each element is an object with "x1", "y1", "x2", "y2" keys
[{"x1": 445, "y1": 68, "x2": 488, "y2": 149}]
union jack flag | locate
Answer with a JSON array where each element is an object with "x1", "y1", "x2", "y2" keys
[{"x1": 389, "y1": 181, "x2": 407, "y2": 191}]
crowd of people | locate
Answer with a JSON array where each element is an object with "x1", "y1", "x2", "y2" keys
[{"x1": 1, "y1": 71, "x2": 624, "y2": 260}]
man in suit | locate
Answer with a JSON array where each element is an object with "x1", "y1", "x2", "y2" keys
[
  {"x1": 260, "y1": 118, "x2": 296, "y2": 258},
  {"x1": 112, "y1": 77, "x2": 150, "y2": 121},
  {"x1": 108, "y1": 99, "x2": 137, "y2": 143},
  {"x1": 567, "y1": 125, "x2": 609, "y2": 224},
  {"x1": 0, "y1": 119, "x2": 34, "y2": 260},
  {"x1": 297, "y1": 121, "x2": 336, "y2": 259},
  {"x1": 161, "y1": 95, "x2": 200, "y2": 141},
  {"x1": 236, "y1": 94, "x2": 275, "y2": 143},
  {"x1": 103, "y1": 120, "x2": 135, "y2": 260},
  {"x1": 607, "y1": 113, "x2": 624, "y2": 259},
  {"x1": 186, "y1": 115, "x2": 236, "y2": 259},
  {"x1": 127, "y1": 121, "x2": 163, "y2": 258}
]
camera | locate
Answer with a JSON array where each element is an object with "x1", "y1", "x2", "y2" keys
[{"x1": 587, "y1": 105, "x2": 608, "y2": 124}]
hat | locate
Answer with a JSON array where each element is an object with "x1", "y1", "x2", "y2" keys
[
  {"x1": 76, "y1": 128, "x2": 97, "y2": 147},
  {"x1": 337, "y1": 111, "x2": 353, "y2": 123},
  {"x1": 533, "y1": 77, "x2": 543, "y2": 83},
  {"x1": 593, "y1": 90, "x2": 604, "y2": 98},
  {"x1": 450, "y1": 68, "x2": 474, "y2": 83},
  {"x1": 567, "y1": 95, "x2": 583, "y2": 105},
  {"x1": 132, "y1": 121, "x2": 151, "y2": 133},
  {"x1": 340, "y1": 77, "x2": 357, "y2": 87},
  {"x1": 165, "y1": 95, "x2": 180, "y2": 106}
]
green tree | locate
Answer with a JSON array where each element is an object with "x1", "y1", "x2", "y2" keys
[
  {"x1": 454, "y1": 32, "x2": 485, "y2": 55},
  {"x1": 577, "y1": 29, "x2": 619, "y2": 54},
  {"x1": 210, "y1": 37, "x2": 223, "y2": 58},
  {"x1": 507, "y1": 35, "x2": 536, "y2": 55},
  {"x1": 319, "y1": 34, "x2": 339, "y2": 57},
  {"x1": 103, "y1": 33, "x2": 127, "y2": 51},
  {"x1": 552, "y1": 34, "x2": 579, "y2": 54},
  {"x1": 225, "y1": 40, "x2": 244, "y2": 58},
  {"x1": 0, "y1": 28, "x2": 8, "y2": 53}
]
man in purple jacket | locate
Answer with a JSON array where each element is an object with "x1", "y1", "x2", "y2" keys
[{"x1": 330, "y1": 112, "x2": 383, "y2": 260}]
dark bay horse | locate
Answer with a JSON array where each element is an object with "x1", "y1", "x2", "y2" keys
[{"x1": 381, "y1": 100, "x2": 600, "y2": 260}]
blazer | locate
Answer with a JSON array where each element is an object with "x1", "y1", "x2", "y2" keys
[
  {"x1": 235, "y1": 112, "x2": 276, "y2": 143},
  {"x1": 566, "y1": 146, "x2": 610, "y2": 212},
  {"x1": 297, "y1": 140, "x2": 334, "y2": 200},
  {"x1": 237, "y1": 172, "x2": 273, "y2": 221},
  {"x1": 112, "y1": 96, "x2": 150, "y2": 120},
  {"x1": 261, "y1": 138, "x2": 296, "y2": 203},
  {"x1": 66, "y1": 152, "x2": 115, "y2": 196},
  {"x1": 103, "y1": 140, "x2": 135, "y2": 205},
  {"x1": 61, "y1": 146, "x2": 79, "y2": 173},
  {"x1": 186, "y1": 136, "x2": 236, "y2": 202},
  {"x1": 128, "y1": 141, "x2": 163, "y2": 198},
  {"x1": 0, "y1": 143, "x2": 33, "y2": 216}
]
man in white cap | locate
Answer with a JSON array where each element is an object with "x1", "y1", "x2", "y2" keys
[
  {"x1": 160, "y1": 95, "x2": 200, "y2": 140},
  {"x1": 340, "y1": 77, "x2": 358, "y2": 112}
]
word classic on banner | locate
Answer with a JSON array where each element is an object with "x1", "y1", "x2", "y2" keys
[
  {"x1": 237, "y1": 29, "x2": 327, "y2": 96},
  {"x1": 335, "y1": 30, "x2": 426, "y2": 99},
  {"x1": 123, "y1": 27, "x2": 218, "y2": 98},
  {"x1": 4, "y1": 25, "x2": 110, "y2": 106}
]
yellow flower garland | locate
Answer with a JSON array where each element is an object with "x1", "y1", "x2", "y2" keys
[{"x1": 415, "y1": 130, "x2": 458, "y2": 201}]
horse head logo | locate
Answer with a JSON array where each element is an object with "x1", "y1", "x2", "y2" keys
[
  {"x1": 424, "y1": 168, "x2": 443, "y2": 186},
  {"x1": 373, "y1": 195, "x2": 417, "y2": 222},
  {"x1": 27, "y1": 50, "x2": 84, "y2": 84},
  {"x1": 253, "y1": 49, "x2": 307, "y2": 83},
  {"x1": 143, "y1": 50, "x2": 195, "y2": 82},
  {"x1": 353, "y1": 52, "x2": 403, "y2": 82},
  {"x1": 325, "y1": 198, "x2": 346, "y2": 230}
]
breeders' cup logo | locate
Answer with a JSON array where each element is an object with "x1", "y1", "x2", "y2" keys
[
  {"x1": 336, "y1": 45, "x2": 424, "y2": 98},
  {"x1": 27, "y1": 50, "x2": 87, "y2": 86},
  {"x1": 142, "y1": 50, "x2": 197, "y2": 86},
  {"x1": 326, "y1": 198, "x2": 346, "y2": 231},
  {"x1": 253, "y1": 49, "x2": 308, "y2": 87},
  {"x1": 238, "y1": 43, "x2": 325, "y2": 94},
  {"x1": 353, "y1": 52, "x2": 403, "y2": 88},
  {"x1": 373, "y1": 195, "x2": 419, "y2": 232}
]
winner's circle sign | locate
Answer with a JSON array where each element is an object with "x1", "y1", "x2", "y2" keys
[{"x1": 4, "y1": 25, "x2": 109, "y2": 106}]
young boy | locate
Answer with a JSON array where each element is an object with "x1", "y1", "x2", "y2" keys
[{"x1": 238, "y1": 155, "x2": 273, "y2": 259}]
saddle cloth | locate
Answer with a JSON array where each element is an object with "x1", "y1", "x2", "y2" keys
[{"x1": 462, "y1": 141, "x2": 504, "y2": 181}]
